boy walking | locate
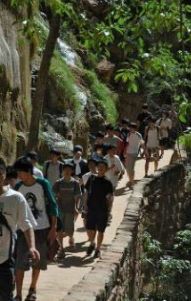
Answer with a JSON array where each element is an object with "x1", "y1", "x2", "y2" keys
[
  {"x1": 0, "y1": 158, "x2": 39, "y2": 301},
  {"x1": 43, "y1": 149, "x2": 63, "y2": 185},
  {"x1": 85, "y1": 160, "x2": 114, "y2": 259},
  {"x1": 53, "y1": 162, "x2": 81, "y2": 259},
  {"x1": 14, "y1": 157, "x2": 58, "y2": 301}
]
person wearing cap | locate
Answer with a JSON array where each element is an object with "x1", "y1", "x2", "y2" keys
[
  {"x1": 85, "y1": 160, "x2": 114, "y2": 259},
  {"x1": 26, "y1": 151, "x2": 43, "y2": 179},
  {"x1": 104, "y1": 145, "x2": 124, "y2": 190},
  {"x1": 13, "y1": 156, "x2": 58, "y2": 301},
  {"x1": 69, "y1": 145, "x2": 88, "y2": 180},
  {"x1": 0, "y1": 158, "x2": 39, "y2": 301},
  {"x1": 53, "y1": 162, "x2": 81, "y2": 259},
  {"x1": 124, "y1": 123, "x2": 144, "y2": 188},
  {"x1": 43, "y1": 149, "x2": 63, "y2": 186},
  {"x1": 136, "y1": 103, "x2": 152, "y2": 137},
  {"x1": 104, "y1": 124, "x2": 122, "y2": 150}
]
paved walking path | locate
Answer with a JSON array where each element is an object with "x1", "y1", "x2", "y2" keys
[{"x1": 22, "y1": 150, "x2": 173, "y2": 301}]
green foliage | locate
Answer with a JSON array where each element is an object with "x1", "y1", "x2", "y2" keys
[
  {"x1": 83, "y1": 70, "x2": 118, "y2": 123},
  {"x1": 141, "y1": 231, "x2": 191, "y2": 300},
  {"x1": 179, "y1": 133, "x2": 191, "y2": 153},
  {"x1": 174, "y1": 230, "x2": 191, "y2": 258},
  {"x1": 50, "y1": 52, "x2": 80, "y2": 112},
  {"x1": 64, "y1": 0, "x2": 191, "y2": 110}
]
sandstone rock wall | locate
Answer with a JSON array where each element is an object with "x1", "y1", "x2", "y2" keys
[
  {"x1": 0, "y1": 3, "x2": 31, "y2": 162},
  {"x1": 63, "y1": 163, "x2": 187, "y2": 301}
]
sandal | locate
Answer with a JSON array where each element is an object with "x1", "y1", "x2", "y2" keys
[
  {"x1": 14, "y1": 296, "x2": 22, "y2": 301},
  {"x1": 56, "y1": 248, "x2": 65, "y2": 260},
  {"x1": 25, "y1": 288, "x2": 36, "y2": 301}
]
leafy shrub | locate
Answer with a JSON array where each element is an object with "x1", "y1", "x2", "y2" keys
[{"x1": 84, "y1": 70, "x2": 118, "y2": 123}]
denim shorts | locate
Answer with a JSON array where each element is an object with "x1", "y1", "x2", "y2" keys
[{"x1": 0, "y1": 260, "x2": 14, "y2": 301}]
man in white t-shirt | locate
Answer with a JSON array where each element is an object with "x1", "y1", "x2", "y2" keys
[
  {"x1": 105, "y1": 145, "x2": 124, "y2": 190},
  {"x1": 0, "y1": 158, "x2": 39, "y2": 301},
  {"x1": 124, "y1": 123, "x2": 144, "y2": 188},
  {"x1": 14, "y1": 157, "x2": 58, "y2": 301}
]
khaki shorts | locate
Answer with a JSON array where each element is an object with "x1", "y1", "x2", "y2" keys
[
  {"x1": 146, "y1": 147, "x2": 159, "y2": 160},
  {"x1": 125, "y1": 154, "x2": 137, "y2": 174}
]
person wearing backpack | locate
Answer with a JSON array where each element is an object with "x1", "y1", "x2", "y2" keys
[
  {"x1": 69, "y1": 145, "x2": 89, "y2": 181},
  {"x1": 53, "y1": 162, "x2": 82, "y2": 260},
  {"x1": 14, "y1": 157, "x2": 58, "y2": 301},
  {"x1": 144, "y1": 116, "x2": 160, "y2": 177},
  {"x1": 124, "y1": 123, "x2": 145, "y2": 189},
  {"x1": 0, "y1": 158, "x2": 39, "y2": 301},
  {"x1": 43, "y1": 149, "x2": 63, "y2": 186}
]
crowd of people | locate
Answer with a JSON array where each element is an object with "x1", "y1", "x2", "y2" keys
[{"x1": 0, "y1": 103, "x2": 177, "y2": 301}]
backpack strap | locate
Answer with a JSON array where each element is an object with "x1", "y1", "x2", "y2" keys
[
  {"x1": 59, "y1": 163, "x2": 63, "y2": 178},
  {"x1": 36, "y1": 178, "x2": 58, "y2": 217},
  {"x1": 0, "y1": 212, "x2": 13, "y2": 260},
  {"x1": 44, "y1": 161, "x2": 50, "y2": 178}
]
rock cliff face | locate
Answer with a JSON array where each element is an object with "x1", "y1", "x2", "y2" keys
[{"x1": 0, "y1": 3, "x2": 31, "y2": 162}]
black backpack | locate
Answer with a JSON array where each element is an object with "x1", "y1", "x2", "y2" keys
[{"x1": 0, "y1": 212, "x2": 13, "y2": 260}]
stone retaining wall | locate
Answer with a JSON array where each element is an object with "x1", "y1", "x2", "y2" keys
[{"x1": 63, "y1": 163, "x2": 187, "y2": 301}]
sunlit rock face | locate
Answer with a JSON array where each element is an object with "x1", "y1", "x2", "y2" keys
[{"x1": 0, "y1": 3, "x2": 31, "y2": 162}]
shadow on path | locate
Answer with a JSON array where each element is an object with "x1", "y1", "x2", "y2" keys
[{"x1": 58, "y1": 255, "x2": 94, "y2": 268}]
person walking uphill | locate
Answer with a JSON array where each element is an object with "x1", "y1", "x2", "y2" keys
[
  {"x1": 43, "y1": 149, "x2": 63, "y2": 186},
  {"x1": 124, "y1": 123, "x2": 144, "y2": 188},
  {"x1": 0, "y1": 158, "x2": 39, "y2": 301},
  {"x1": 85, "y1": 160, "x2": 114, "y2": 259},
  {"x1": 53, "y1": 162, "x2": 82, "y2": 259},
  {"x1": 69, "y1": 145, "x2": 89, "y2": 180},
  {"x1": 14, "y1": 157, "x2": 58, "y2": 301}
]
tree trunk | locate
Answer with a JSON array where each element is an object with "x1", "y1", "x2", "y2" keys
[{"x1": 27, "y1": 14, "x2": 61, "y2": 150}]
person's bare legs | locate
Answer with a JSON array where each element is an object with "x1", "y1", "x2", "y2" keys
[
  {"x1": 154, "y1": 159, "x2": 159, "y2": 171},
  {"x1": 30, "y1": 268, "x2": 40, "y2": 291},
  {"x1": 145, "y1": 159, "x2": 149, "y2": 176},
  {"x1": 96, "y1": 232, "x2": 104, "y2": 250},
  {"x1": 15, "y1": 270, "x2": 25, "y2": 298},
  {"x1": 57, "y1": 231, "x2": 64, "y2": 250},
  {"x1": 88, "y1": 230, "x2": 96, "y2": 245}
]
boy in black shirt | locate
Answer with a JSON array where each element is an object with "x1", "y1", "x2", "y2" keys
[{"x1": 85, "y1": 160, "x2": 113, "y2": 259}]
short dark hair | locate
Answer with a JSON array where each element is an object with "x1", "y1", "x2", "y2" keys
[
  {"x1": 6, "y1": 166, "x2": 17, "y2": 179},
  {"x1": 97, "y1": 159, "x2": 108, "y2": 167},
  {"x1": 107, "y1": 144, "x2": 116, "y2": 151},
  {"x1": 73, "y1": 145, "x2": 83, "y2": 153},
  {"x1": 96, "y1": 131, "x2": 105, "y2": 138},
  {"x1": 147, "y1": 116, "x2": 156, "y2": 123},
  {"x1": 130, "y1": 122, "x2": 137, "y2": 129},
  {"x1": 121, "y1": 118, "x2": 130, "y2": 125},
  {"x1": 14, "y1": 156, "x2": 33, "y2": 174},
  {"x1": 50, "y1": 149, "x2": 61, "y2": 156},
  {"x1": 142, "y1": 103, "x2": 148, "y2": 109},
  {"x1": 26, "y1": 151, "x2": 38, "y2": 161},
  {"x1": 105, "y1": 124, "x2": 114, "y2": 131}
]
